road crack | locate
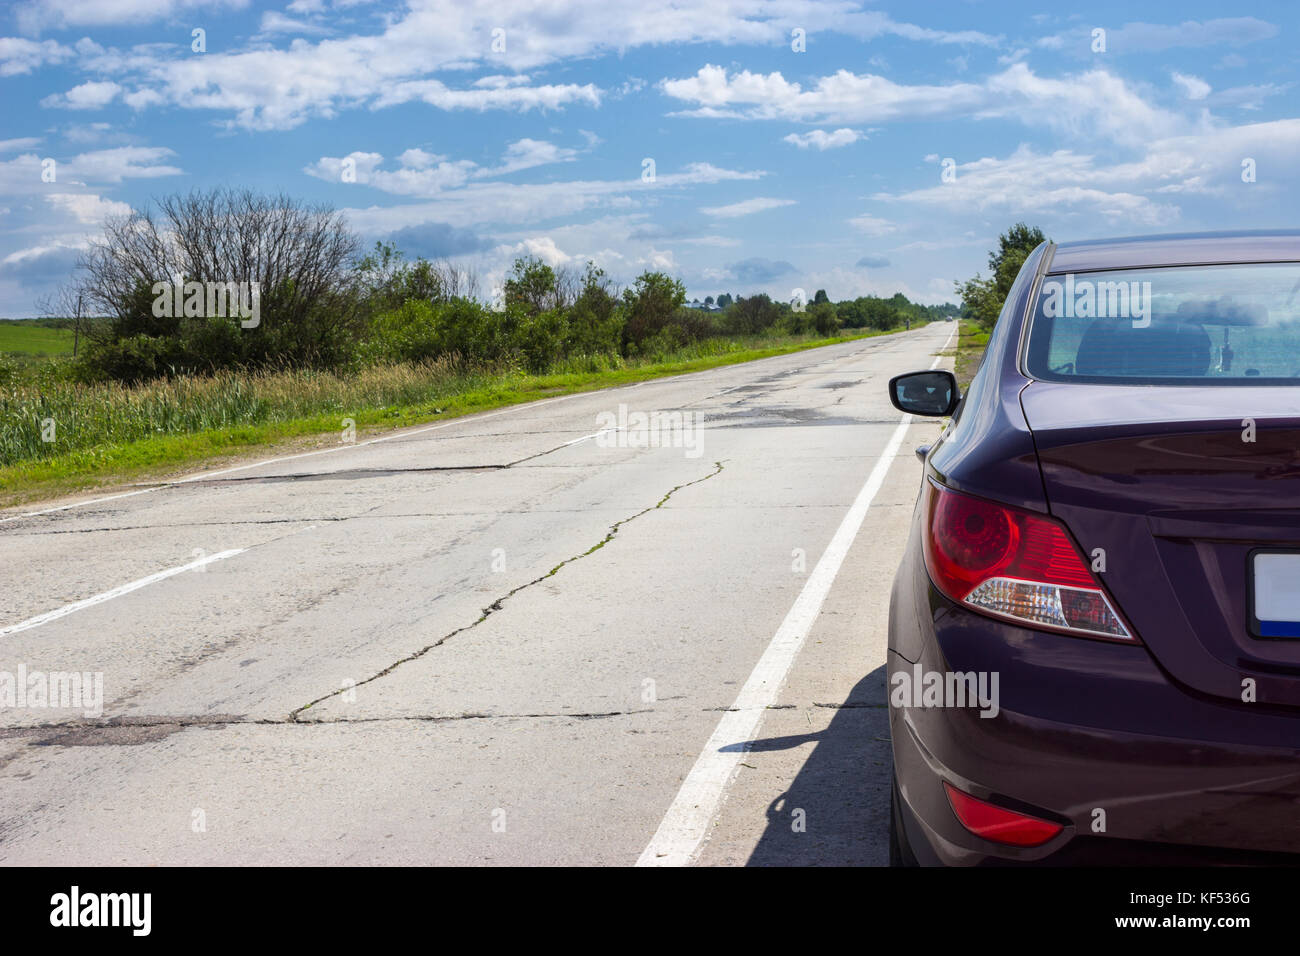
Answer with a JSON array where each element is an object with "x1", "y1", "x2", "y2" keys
[{"x1": 287, "y1": 460, "x2": 726, "y2": 722}]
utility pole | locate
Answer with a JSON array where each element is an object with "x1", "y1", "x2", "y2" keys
[{"x1": 73, "y1": 294, "x2": 82, "y2": 358}]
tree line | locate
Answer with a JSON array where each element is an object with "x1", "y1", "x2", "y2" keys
[{"x1": 49, "y1": 188, "x2": 957, "y2": 383}]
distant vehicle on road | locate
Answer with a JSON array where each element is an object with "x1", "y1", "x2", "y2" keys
[{"x1": 886, "y1": 230, "x2": 1300, "y2": 865}]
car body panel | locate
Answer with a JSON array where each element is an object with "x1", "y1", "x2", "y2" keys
[{"x1": 888, "y1": 229, "x2": 1300, "y2": 865}]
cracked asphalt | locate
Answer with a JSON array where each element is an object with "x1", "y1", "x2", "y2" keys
[{"x1": 0, "y1": 322, "x2": 951, "y2": 865}]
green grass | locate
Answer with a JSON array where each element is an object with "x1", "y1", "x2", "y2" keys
[
  {"x1": 0, "y1": 326, "x2": 906, "y2": 507},
  {"x1": 0, "y1": 322, "x2": 76, "y2": 356},
  {"x1": 954, "y1": 319, "x2": 990, "y2": 390}
]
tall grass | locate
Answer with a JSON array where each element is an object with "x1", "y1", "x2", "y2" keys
[
  {"x1": 0, "y1": 329, "x2": 883, "y2": 482},
  {"x1": 0, "y1": 355, "x2": 497, "y2": 467}
]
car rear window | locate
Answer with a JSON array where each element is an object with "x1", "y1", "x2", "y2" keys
[{"x1": 1025, "y1": 262, "x2": 1300, "y2": 384}]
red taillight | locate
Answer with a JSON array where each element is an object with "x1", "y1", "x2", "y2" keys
[
  {"x1": 943, "y1": 782, "x2": 1064, "y2": 848},
  {"x1": 923, "y1": 480, "x2": 1134, "y2": 641}
]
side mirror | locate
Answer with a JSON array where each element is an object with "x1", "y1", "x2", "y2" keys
[{"x1": 888, "y1": 369, "x2": 959, "y2": 417}]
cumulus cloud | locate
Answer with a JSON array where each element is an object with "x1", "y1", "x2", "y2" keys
[
  {"x1": 782, "y1": 128, "x2": 864, "y2": 150},
  {"x1": 664, "y1": 63, "x2": 1185, "y2": 144},
  {"x1": 11, "y1": 1, "x2": 998, "y2": 130},
  {"x1": 41, "y1": 80, "x2": 122, "y2": 109},
  {"x1": 43, "y1": 192, "x2": 132, "y2": 224},
  {"x1": 0, "y1": 36, "x2": 72, "y2": 75}
]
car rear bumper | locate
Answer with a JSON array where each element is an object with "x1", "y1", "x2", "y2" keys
[{"x1": 890, "y1": 585, "x2": 1300, "y2": 866}]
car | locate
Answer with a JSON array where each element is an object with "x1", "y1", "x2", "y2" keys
[{"x1": 886, "y1": 230, "x2": 1300, "y2": 866}]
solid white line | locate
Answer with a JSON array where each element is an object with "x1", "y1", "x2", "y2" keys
[
  {"x1": 0, "y1": 548, "x2": 246, "y2": 638},
  {"x1": 635, "y1": 324, "x2": 953, "y2": 866}
]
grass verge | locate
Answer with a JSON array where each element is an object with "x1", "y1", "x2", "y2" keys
[
  {"x1": 0, "y1": 327, "x2": 902, "y2": 509},
  {"x1": 954, "y1": 319, "x2": 990, "y2": 390}
]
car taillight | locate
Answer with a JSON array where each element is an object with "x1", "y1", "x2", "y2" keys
[
  {"x1": 922, "y1": 480, "x2": 1134, "y2": 641},
  {"x1": 943, "y1": 783, "x2": 1064, "y2": 847}
]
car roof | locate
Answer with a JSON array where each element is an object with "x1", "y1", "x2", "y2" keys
[{"x1": 1045, "y1": 230, "x2": 1300, "y2": 274}]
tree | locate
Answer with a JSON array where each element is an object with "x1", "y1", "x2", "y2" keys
[
  {"x1": 621, "y1": 271, "x2": 686, "y2": 350},
  {"x1": 957, "y1": 222, "x2": 1047, "y2": 330},
  {"x1": 723, "y1": 293, "x2": 781, "y2": 335},
  {"x1": 564, "y1": 262, "x2": 623, "y2": 356},
  {"x1": 504, "y1": 256, "x2": 558, "y2": 315},
  {"x1": 813, "y1": 289, "x2": 829, "y2": 305},
  {"x1": 809, "y1": 300, "x2": 839, "y2": 335},
  {"x1": 72, "y1": 187, "x2": 363, "y2": 380}
]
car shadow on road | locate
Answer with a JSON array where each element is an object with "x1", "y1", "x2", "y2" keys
[{"x1": 740, "y1": 664, "x2": 892, "y2": 866}]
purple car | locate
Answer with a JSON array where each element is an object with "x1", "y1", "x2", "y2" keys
[{"x1": 887, "y1": 230, "x2": 1300, "y2": 866}]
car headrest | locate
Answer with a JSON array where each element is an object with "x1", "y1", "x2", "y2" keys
[{"x1": 1075, "y1": 317, "x2": 1212, "y2": 377}]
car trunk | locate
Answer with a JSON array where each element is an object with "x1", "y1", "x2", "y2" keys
[{"x1": 1020, "y1": 381, "x2": 1300, "y2": 708}]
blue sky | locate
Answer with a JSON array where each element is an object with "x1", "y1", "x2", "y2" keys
[{"x1": 0, "y1": 0, "x2": 1297, "y2": 315}]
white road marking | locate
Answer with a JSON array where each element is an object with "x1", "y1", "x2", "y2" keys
[
  {"x1": 0, "y1": 548, "x2": 246, "y2": 638},
  {"x1": 636, "y1": 324, "x2": 954, "y2": 866}
]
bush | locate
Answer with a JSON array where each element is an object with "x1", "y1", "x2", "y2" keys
[
  {"x1": 622, "y1": 272, "x2": 686, "y2": 351},
  {"x1": 722, "y1": 294, "x2": 782, "y2": 335},
  {"x1": 515, "y1": 309, "x2": 568, "y2": 373}
]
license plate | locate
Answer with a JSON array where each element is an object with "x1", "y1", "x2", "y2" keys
[{"x1": 1251, "y1": 551, "x2": 1300, "y2": 638}]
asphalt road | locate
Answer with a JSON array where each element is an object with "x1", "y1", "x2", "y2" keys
[{"x1": 0, "y1": 321, "x2": 953, "y2": 865}]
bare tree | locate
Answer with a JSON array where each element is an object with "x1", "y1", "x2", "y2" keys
[{"x1": 74, "y1": 187, "x2": 363, "y2": 366}]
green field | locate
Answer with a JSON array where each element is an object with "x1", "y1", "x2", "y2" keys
[{"x1": 0, "y1": 320, "x2": 77, "y2": 356}]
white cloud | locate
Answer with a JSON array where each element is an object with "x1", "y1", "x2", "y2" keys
[
  {"x1": 662, "y1": 63, "x2": 1183, "y2": 144},
  {"x1": 306, "y1": 139, "x2": 585, "y2": 196},
  {"x1": 493, "y1": 236, "x2": 574, "y2": 267},
  {"x1": 370, "y1": 80, "x2": 601, "y2": 119},
  {"x1": 304, "y1": 151, "x2": 477, "y2": 196},
  {"x1": 22, "y1": 1, "x2": 997, "y2": 130},
  {"x1": 64, "y1": 146, "x2": 182, "y2": 183},
  {"x1": 874, "y1": 145, "x2": 1182, "y2": 227},
  {"x1": 782, "y1": 128, "x2": 863, "y2": 150},
  {"x1": 41, "y1": 80, "x2": 122, "y2": 109},
  {"x1": 257, "y1": 11, "x2": 333, "y2": 36},
  {"x1": 700, "y1": 197, "x2": 795, "y2": 218},
  {"x1": 338, "y1": 162, "x2": 764, "y2": 232},
  {"x1": 477, "y1": 138, "x2": 579, "y2": 177},
  {"x1": 44, "y1": 192, "x2": 132, "y2": 224},
  {"x1": 1172, "y1": 72, "x2": 1211, "y2": 101},
  {"x1": 0, "y1": 36, "x2": 72, "y2": 75},
  {"x1": 848, "y1": 214, "x2": 895, "y2": 236}
]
